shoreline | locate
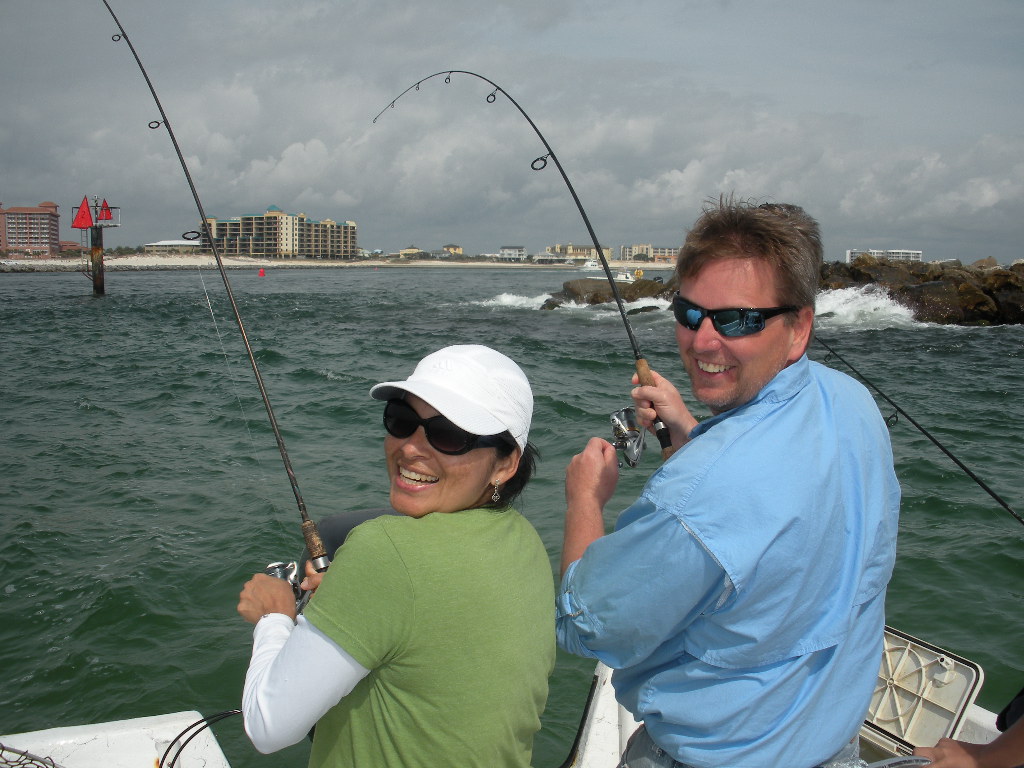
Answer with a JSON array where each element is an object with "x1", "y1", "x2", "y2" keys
[{"x1": 0, "y1": 255, "x2": 672, "y2": 273}]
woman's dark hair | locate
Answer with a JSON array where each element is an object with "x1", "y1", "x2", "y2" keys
[{"x1": 481, "y1": 438, "x2": 539, "y2": 510}]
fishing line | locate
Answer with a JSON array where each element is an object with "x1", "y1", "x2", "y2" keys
[
  {"x1": 375, "y1": 70, "x2": 674, "y2": 459},
  {"x1": 194, "y1": 264, "x2": 283, "y2": 514},
  {"x1": 816, "y1": 335, "x2": 1022, "y2": 528},
  {"x1": 99, "y1": 0, "x2": 329, "y2": 569}
]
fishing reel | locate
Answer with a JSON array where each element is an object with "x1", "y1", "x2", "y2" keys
[
  {"x1": 264, "y1": 519, "x2": 333, "y2": 613},
  {"x1": 610, "y1": 406, "x2": 645, "y2": 468},
  {"x1": 264, "y1": 560, "x2": 313, "y2": 612}
]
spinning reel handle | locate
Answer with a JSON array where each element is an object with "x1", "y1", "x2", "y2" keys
[
  {"x1": 610, "y1": 406, "x2": 646, "y2": 469},
  {"x1": 263, "y1": 560, "x2": 312, "y2": 613}
]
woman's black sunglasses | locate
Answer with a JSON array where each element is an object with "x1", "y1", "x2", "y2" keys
[
  {"x1": 672, "y1": 294, "x2": 797, "y2": 338},
  {"x1": 383, "y1": 399, "x2": 510, "y2": 455}
]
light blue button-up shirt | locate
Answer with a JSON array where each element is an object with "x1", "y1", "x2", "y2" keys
[{"x1": 557, "y1": 356, "x2": 900, "y2": 768}]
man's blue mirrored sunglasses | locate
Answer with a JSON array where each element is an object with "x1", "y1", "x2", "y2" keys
[{"x1": 672, "y1": 294, "x2": 798, "y2": 337}]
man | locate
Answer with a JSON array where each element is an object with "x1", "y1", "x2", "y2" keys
[{"x1": 557, "y1": 198, "x2": 900, "y2": 768}]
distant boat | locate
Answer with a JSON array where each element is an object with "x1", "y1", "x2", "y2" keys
[{"x1": 582, "y1": 260, "x2": 601, "y2": 271}]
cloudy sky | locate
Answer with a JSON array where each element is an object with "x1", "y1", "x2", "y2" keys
[{"x1": 3, "y1": 0, "x2": 1022, "y2": 263}]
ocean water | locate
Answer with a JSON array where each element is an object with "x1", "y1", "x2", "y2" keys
[{"x1": 0, "y1": 267, "x2": 1021, "y2": 767}]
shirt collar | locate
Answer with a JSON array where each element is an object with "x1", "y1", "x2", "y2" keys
[{"x1": 689, "y1": 354, "x2": 811, "y2": 438}]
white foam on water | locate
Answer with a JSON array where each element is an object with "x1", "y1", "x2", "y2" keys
[
  {"x1": 815, "y1": 286, "x2": 922, "y2": 331},
  {"x1": 473, "y1": 292, "x2": 555, "y2": 310}
]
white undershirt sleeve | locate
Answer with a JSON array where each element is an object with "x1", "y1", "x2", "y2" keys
[{"x1": 242, "y1": 613, "x2": 370, "y2": 754}]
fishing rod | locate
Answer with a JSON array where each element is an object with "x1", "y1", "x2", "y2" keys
[
  {"x1": 99, "y1": 0, "x2": 330, "y2": 575},
  {"x1": 374, "y1": 70, "x2": 675, "y2": 461},
  {"x1": 815, "y1": 336, "x2": 1023, "y2": 529}
]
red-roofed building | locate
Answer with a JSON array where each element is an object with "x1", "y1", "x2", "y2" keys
[{"x1": 0, "y1": 201, "x2": 61, "y2": 256}]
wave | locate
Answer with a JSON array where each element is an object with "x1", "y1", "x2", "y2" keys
[
  {"x1": 475, "y1": 291, "x2": 673, "y2": 316},
  {"x1": 815, "y1": 286, "x2": 921, "y2": 331},
  {"x1": 474, "y1": 292, "x2": 555, "y2": 310}
]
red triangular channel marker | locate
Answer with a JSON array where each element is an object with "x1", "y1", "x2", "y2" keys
[
  {"x1": 99, "y1": 199, "x2": 113, "y2": 221},
  {"x1": 72, "y1": 196, "x2": 94, "y2": 229}
]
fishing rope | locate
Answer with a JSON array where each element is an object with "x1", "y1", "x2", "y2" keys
[
  {"x1": 99, "y1": 0, "x2": 328, "y2": 565},
  {"x1": 375, "y1": 70, "x2": 674, "y2": 459},
  {"x1": 816, "y1": 335, "x2": 1022, "y2": 528}
]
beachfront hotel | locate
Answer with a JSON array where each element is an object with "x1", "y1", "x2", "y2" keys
[
  {"x1": 202, "y1": 205, "x2": 358, "y2": 259},
  {"x1": 0, "y1": 201, "x2": 61, "y2": 256}
]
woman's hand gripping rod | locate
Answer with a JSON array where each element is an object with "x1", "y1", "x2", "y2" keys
[{"x1": 265, "y1": 521, "x2": 331, "y2": 613}]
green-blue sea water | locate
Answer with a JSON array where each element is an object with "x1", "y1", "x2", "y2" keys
[{"x1": 1, "y1": 267, "x2": 1021, "y2": 767}]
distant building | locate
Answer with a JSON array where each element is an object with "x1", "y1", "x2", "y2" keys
[
  {"x1": 0, "y1": 201, "x2": 60, "y2": 256},
  {"x1": 620, "y1": 244, "x2": 678, "y2": 264},
  {"x1": 397, "y1": 246, "x2": 429, "y2": 259},
  {"x1": 532, "y1": 253, "x2": 572, "y2": 264},
  {"x1": 846, "y1": 248, "x2": 922, "y2": 263},
  {"x1": 546, "y1": 242, "x2": 613, "y2": 261},
  {"x1": 144, "y1": 240, "x2": 204, "y2": 255},
  {"x1": 202, "y1": 205, "x2": 358, "y2": 259},
  {"x1": 497, "y1": 245, "x2": 527, "y2": 262}
]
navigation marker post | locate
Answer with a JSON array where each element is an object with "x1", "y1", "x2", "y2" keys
[{"x1": 72, "y1": 195, "x2": 121, "y2": 295}]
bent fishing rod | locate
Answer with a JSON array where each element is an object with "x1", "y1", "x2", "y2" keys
[
  {"x1": 375, "y1": 71, "x2": 674, "y2": 460},
  {"x1": 99, "y1": 0, "x2": 329, "y2": 575}
]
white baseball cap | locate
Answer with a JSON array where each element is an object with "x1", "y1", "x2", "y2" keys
[{"x1": 369, "y1": 345, "x2": 533, "y2": 452}]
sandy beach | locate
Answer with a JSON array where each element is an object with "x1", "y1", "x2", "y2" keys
[{"x1": 1, "y1": 254, "x2": 663, "y2": 273}]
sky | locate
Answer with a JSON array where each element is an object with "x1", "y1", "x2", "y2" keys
[{"x1": 3, "y1": 0, "x2": 1023, "y2": 264}]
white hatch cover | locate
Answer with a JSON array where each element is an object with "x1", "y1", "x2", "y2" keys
[{"x1": 863, "y1": 626, "x2": 984, "y2": 754}]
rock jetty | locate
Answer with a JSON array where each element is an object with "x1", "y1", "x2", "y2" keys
[{"x1": 541, "y1": 256, "x2": 1024, "y2": 326}]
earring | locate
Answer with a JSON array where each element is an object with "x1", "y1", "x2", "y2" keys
[{"x1": 491, "y1": 483, "x2": 501, "y2": 503}]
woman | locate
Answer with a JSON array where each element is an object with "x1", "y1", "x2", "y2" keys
[{"x1": 236, "y1": 344, "x2": 555, "y2": 768}]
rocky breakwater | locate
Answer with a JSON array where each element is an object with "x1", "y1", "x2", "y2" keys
[
  {"x1": 823, "y1": 255, "x2": 1024, "y2": 325},
  {"x1": 542, "y1": 256, "x2": 1024, "y2": 326},
  {"x1": 541, "y1": 276, "x2": 677, "y2": 314}
]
